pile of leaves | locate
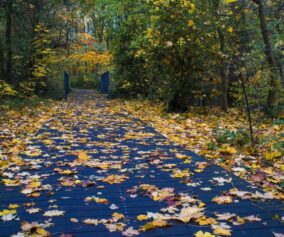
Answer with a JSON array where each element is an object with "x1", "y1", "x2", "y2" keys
[
  {"x1": 113, "y1": 99, "x2": 284, "y2": 199},
  {"x1": 0, "y1": 100, "x2": 57, "y2": 172}
]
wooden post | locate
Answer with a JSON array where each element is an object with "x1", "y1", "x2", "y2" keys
[
  {"x1": 64, "y1": 71, "x2": 70, "y2": 99},
  {"x1": 100, "y1": 71, "x2": 110, "y2": 94}
]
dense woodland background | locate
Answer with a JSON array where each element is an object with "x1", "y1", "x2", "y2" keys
[{"x1": 0, "y1": 0, "x2": 283, "y2": 116}]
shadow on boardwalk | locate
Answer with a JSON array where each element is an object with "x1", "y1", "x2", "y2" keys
[{"x1": 0, "y1": 90, "x2": 283, "y2": 237}]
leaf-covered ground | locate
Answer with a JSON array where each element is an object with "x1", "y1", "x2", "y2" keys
[
  {"x1": 114, "y1": 100, "x2": 284, "y2": 200},
  {"x1": 0, "y1": 90, "x2": 283, "y2": 237},
  {"x1": 0, "y1": 100, "x2": 57, "y2": 170}
]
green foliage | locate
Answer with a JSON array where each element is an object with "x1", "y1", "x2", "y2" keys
[
  {"x1": 70, "y1": 73, "x2": 99, "y2": 89},
  {"x1": 207, "y1": 141, "x2": 218, "y2": 151},
  {"x1": 0, "y1": 97, "x2": 50, "y2": 112},
  {"x1": 215, "y1": 128, "x2": 250, "y2": 147}
]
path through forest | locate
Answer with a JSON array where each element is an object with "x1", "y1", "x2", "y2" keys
[{"x1": 0, "y1": 90, "x2": 283, "y2": 237}]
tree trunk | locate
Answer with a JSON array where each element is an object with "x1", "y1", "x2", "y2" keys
[
  {"x1": 241, "y1": 73, "x2": 254, "y2": 146},
  {"x1": 5, "y1": 0, "x2": 13, "y2": 81},
  {"x1": 217, "y1": 28, "x2": 228, "y2": 112},
  {"x1": 0, "y1": 41, "x2": 4, "y2": 77},
  {"x1": 275, "y1": 22, "x2": 284, "y2": 86},
  {"x1": 252, "y1": 0, "x2": 280, "y2": 115}
]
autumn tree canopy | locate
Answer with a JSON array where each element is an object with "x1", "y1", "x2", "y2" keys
[{"x1": 0, "y1": 0, "x2": 283, "y2": 115}]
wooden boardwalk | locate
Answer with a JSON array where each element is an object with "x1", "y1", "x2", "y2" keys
[{"x1": 0, "y1": 91, "x2": 283, "y2": 237}]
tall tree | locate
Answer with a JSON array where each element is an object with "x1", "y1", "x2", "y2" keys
[
  {"x1": 252, "y1": 0, "x2": 280, "y2": 115},
  {"x1": 5, "y1": 0, "x2": 12, "y2": 81}
]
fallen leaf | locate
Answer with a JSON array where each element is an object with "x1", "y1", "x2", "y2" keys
[
  {"x1": 212, "y1": 196, "x2": 233, "y2": 204},
  {"x1": 140, "y1": 219, "x2": 169, "y2": 231},
  {"x1": 112, "y1": 212, "x2": 125, "y2": 221},
  {"x1": 78, "y1": 151, "x2": 90, "y2": 162},
  {"x1": 137, "y1": 214, "x2": 149, "y2": 221},
  {"x1": 70, "y1": 218, "x2": 79, "y2": 223},
  {"x1": 43, "y1": 210, "x2": 65, "y2": 217},
  {"x1": 83, "y1": 218, "x2": 99, "y2": 225},
  {"x1": 122, "y1": 227, "x2": 139, "y2": 237},
  {"x1": 195, "y1": 231, "x2": 216, "y2": 237},
  {"x1": 212, "y1": 225, "x2": 231, "y2": 236}
]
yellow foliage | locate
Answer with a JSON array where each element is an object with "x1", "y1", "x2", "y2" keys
[
  {"x1": 265, "y1": 151, "x2": 282, "y2": 160},
  {"x1": 224, "y1": 0, "x2": 237, "y2": 3},
  {"x1": 0, "y1": 81, "x2": 17, "y2": 97},
  {"x1": 188, "y1": 19, "x2": 195, "y2": 27},
  {"x1": 227, "y1": 26, "x2": 234, "y2": 33}
]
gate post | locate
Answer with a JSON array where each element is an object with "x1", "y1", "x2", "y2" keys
[
  {"x1": 64, "y1": 71, "x2": 70, "y2": 99},
  {"x1": 100, "y1": 71, "x2": 110, "y2": 94}
]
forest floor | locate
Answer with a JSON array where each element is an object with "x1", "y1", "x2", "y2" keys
[
  {"x1": 112, "y1": 99, "x2": 284, "y2": 200},
  {"x1": 0, "y1": 90, "x2": 283, "y2": 237}
]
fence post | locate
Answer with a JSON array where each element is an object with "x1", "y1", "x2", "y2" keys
[
  {"x1": 64, "y1": 71, "x2": 70, "y2": 99},
  {"x1": 100, "y1": 71, "x2": 110, "y2": 94}
]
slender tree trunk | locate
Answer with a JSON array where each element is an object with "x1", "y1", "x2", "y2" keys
[
  {"x1": 217, "y1": 28, "x2": 228, "y2": 112},
  {"x1": 66, "y1": 28, "x2": 70, "y2": 56},
  {"x1": 238, "y1": 2, "x2": 255, "y2": 146},
  {"x1": 252, "y1": 0, "x2": 280, "y2": 114},
  {"x1": 0, "y1": 41, "x2": 4, "y2": 77},
  {"x1": 275, "y1": 24, "x2": 284, "y2": 86},
  {"x1": 98, "y1": 20, "x2": 105, "y2": 43},
  {"x1": 5, "y1": 0, "x2": 13, "y2": 81},
  {"x1": 241, "y1": 73, "x2": 254, "y2": 146}
]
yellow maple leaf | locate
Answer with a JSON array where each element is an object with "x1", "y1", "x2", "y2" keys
[
  {"x1": 236, "y1": 216, "x2": 245, "y2": 225},
  {"x1": 27, "y1": 181, "x2": 41, "y2": 189},
  {"x1": 137, "y1": 214, "x2": 149, "y2": 221},
  {"x1": 196, "y1": 216, "x2": 217, "y2": 225},
  {"x1": 265, "y1": 151, "x2": 282, "y2": 160},
  {"x1": 176, "y1": 153, "x2": 188, "y2": 159},
  {"x1": 140, "y1": 219, "x2": 168, "y2": 231},
  {"x1": 36, "y1": 227, "x2": 50, "y2": 237},
  {"x1": 102, "y1": 174, "x2": 128, "y2": 184},
  {"x1": 219, "y1": 146, "x2": 237, "y2": 155},
  {"x1": 78, "y1": 151, "x2": 90, "y2": 162},
  {"x1": 8, "y1": 204, "x2": 19, "y2": 209},
  {"x1": 3, "y1": 179, "x2": 20, "y2": 187},
  {"x1": 175, "y1": 206, "x2": 204, "y2": 223},
  {"x1": 29, "y1": 192, "x2": 41, "y2": 197},
  {"x1": 112, "y1": 212, "x2": 125, "y2": 221},
  {"x1": 213, "y1": 226, "x2": 231, "y2": 236},
  {"x1": 24, "y1": 149, "x2": 42, "y2": 157},
  {"x1": 0, "y1": 209, "x2": 17, "y2": 216},
  {"x1": 195, "y1": 231, "x2": 216, "y2": 237},
  {"x1": 212, "y1": 196, "x2": 233, "y2": 204},
  {"x1": 226, "y1": 146, "x2": 237, "y2": 154}
]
